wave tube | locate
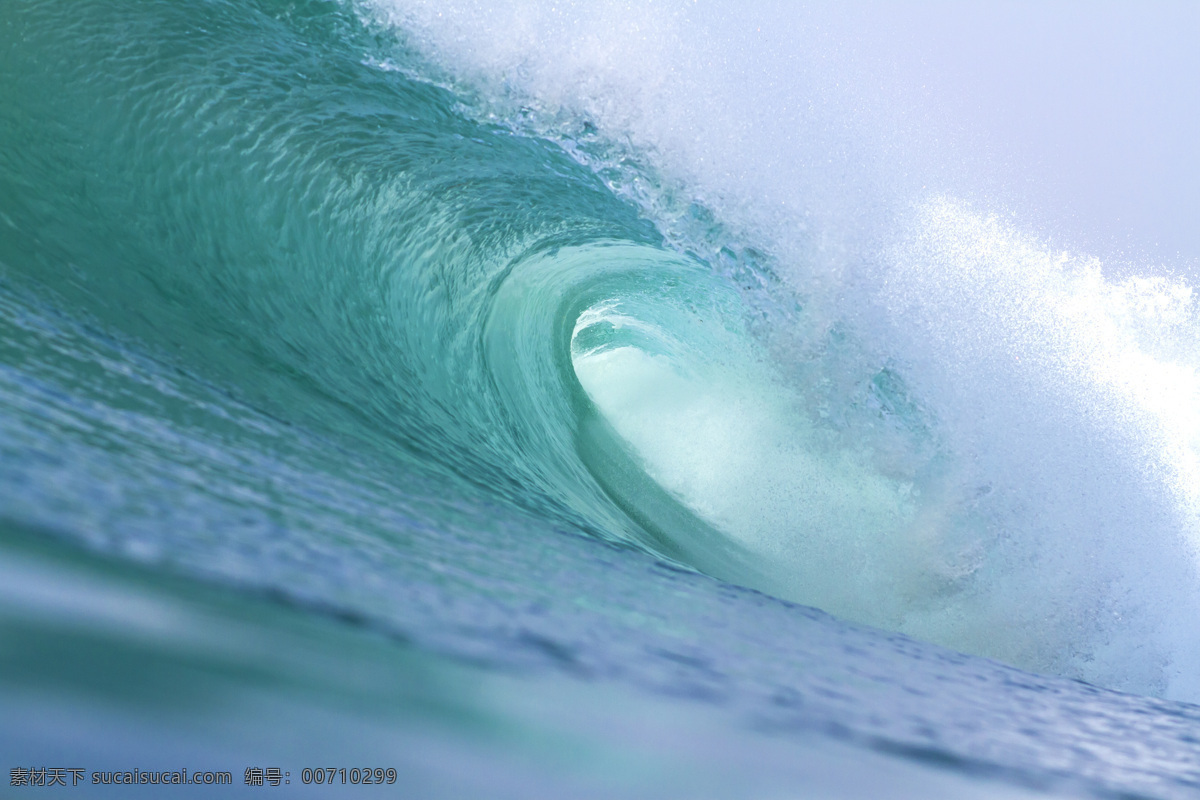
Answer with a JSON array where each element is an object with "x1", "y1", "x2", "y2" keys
[{"x1": 366, "y1": 0, "x2": 1200, "y2": 699}]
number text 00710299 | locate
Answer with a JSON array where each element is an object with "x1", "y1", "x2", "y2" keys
[{"x1": 301, "y1": 768, "x2": 397, "y2": 785}]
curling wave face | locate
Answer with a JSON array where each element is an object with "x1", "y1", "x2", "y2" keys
[
  {"x1": 367, "y1": 0, "x2": 1200, "y2": 698},
  {"x1": 2, "y1": 0, "x2": 1200, "y2": 705}
]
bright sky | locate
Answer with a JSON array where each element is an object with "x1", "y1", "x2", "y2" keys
[{"x1": 850, "y1": 1, "x2": 1200, "y2": 267}]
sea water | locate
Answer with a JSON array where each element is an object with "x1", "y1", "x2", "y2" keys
[{"x1": 2, "y1": 1, "x2": 1199, "y2": 797}]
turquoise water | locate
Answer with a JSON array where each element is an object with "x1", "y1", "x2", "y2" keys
[{"x1": 2, "y1": 1, "x2": 1199, "y2": 797}]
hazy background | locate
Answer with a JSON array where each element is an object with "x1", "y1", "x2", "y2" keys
[{"x1": 836, "y1": 1, "x2": 1200, "y2": 267}]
